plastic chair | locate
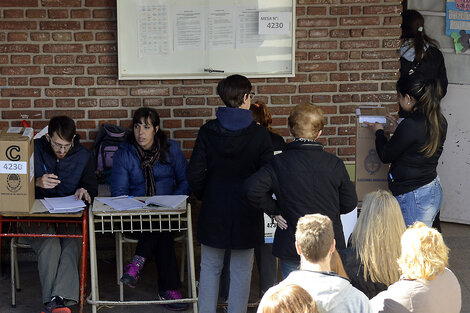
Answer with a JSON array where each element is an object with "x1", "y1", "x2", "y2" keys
[
  {"x1": 115, "y1": 232, "x2": 187, "y2": 301},
  {"x1": 10, "y1": 238, "x2": 32, "y2": 308}
]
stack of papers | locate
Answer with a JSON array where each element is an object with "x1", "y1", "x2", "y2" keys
[
  {"x1": 145, "y1": 195, "x2": 188, "y2": 209},
  {"x1": 97, "y1": 196, "x2": 145, "y2": 211},
  {"x1": 41, "y1": 195, "x2": 86, "y2": 213}
]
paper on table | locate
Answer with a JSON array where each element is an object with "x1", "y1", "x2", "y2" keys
[
  {"x1": 144, "y1": 195, "x2": 188, "y2": 209},
  {"x1": 41, "y1": 195, "x2": 86, "y2": 213},
  {"x1": 97, "y1": 196, "x2": 145, "y2": 211}
]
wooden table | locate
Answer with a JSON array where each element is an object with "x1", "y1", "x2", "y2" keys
[
  {"x1": 87, "y1": 197, "x2": 198, "y2": 313},
  {"x1": 0, "y1": 200, "x2": 88, "y2": 313}
]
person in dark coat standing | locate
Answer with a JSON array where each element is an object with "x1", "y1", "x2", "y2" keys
[
  {"x1": 187, "y1": 74, "x2": 273, "y2": 313},
  {"x1": 244, "y1": 103, "x2": 357, "y2": 279}
]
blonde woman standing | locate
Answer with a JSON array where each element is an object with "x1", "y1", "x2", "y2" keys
[
  {"x1": 339, "y1": 190, "x2": 406, "y2": 298},
  {"x1": 370, "y1": 222, "x2": 461, "y2": 313}
]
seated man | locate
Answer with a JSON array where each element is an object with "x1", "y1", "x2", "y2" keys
[
  {"x1": 28, "y1": 116, "x2": 97, "y2": 313},
  {"x1": 258, "y1": 214, "x2": 372, "y2": 313}
]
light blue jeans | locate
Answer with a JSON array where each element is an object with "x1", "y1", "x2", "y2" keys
[
  {"x1": 198, "y1": 245, "x2": 254, "y2": 313},
  {"x1": 395, "y1": 177, "x2": 443, "y2": 227}
]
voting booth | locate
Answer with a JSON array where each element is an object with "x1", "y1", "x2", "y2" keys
[{"x1": 117, "y1": 0, "x2": 295, "y2": 79}]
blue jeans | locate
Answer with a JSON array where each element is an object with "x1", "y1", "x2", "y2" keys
[
  {"x1": 279, "y1": 259, "x2": 299, "y2": 279},
  {"x1": 395, "y1": 177, "x2": 443, "y2": 227}
]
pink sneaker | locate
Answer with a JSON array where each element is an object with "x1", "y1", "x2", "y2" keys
[
  {"x1": 120, "y1": 263, "x2": 140, "y2": 288},
  {"x1": 158, "y1": 289, "x2": 188, "y2": 311}
]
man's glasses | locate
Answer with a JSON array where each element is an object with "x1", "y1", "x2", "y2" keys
[
  {"x1": 249, "y1": 91, "x2": 255, "y2": 99},
  {"x1": 50, "y1": 140, "x2": 72, "y2": 151}
]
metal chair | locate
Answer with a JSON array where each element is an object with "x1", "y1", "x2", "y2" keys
[
  {"x1": 10, "y1": 238, "x2": 32, "y2": 308},
  {"x1": 115, "y1": 232, "x2": 187, "y2": 301}
]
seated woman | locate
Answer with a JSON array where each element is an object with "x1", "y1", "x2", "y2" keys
[
  {"x1": 370, "y1": 222, "x2": 461, "y2": 313},
  {"x1": 111, "y1": 107, "x2": 190, "y2": 311},
  {"x1": 339, "y1": 190, "x2": 406, "y2": 298},
  {"x1": 259, "y1": 284, "x2": 318, "y2": 313}
]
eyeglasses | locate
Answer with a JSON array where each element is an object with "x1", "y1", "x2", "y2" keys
[
  {"x1": 249, "y1": 92, "x2": 255, "y2": 99},
  {"x1": 50, "y1": 140, "x2": 72, "y2": 151}
]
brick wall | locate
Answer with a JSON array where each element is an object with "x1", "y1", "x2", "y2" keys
[{"x1": 0, "y1": 0, "x2": 402, "y2": 160}]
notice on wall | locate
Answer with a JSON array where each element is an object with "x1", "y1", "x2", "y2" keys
[
  {"x1": 207, "y1": 7, "x2": 235, "y2": 49},
  {"x1": 138, "y1": 5, "x2": 170, "y2": 56},
  {"x1": 258, "y1": 11, "x2": 291, "y2": 35},
  {"x1": 173, "y1": 7, "x2": 204, "y2": 51},
  {"x1": 236, "y1": 7, "x2": 264, "y2": 48},
  {"x1": 446, "y1": 0, "x2": 470, "y2": 53}
]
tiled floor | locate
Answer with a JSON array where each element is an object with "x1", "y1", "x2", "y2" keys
[{"x1": 0, "y1": 222, "x2": 468, "y2": 313}]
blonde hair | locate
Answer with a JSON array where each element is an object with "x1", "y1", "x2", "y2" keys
[
  {"x1": 350, "y1": 190, "x2": 406, "y2": 286},
  {"x1": 296, "y1": 214, "x2": 333, "y2": 263},
  {"x1": 398, "y1": 222, "x2": 449, "y2": 281},
  {"x1": 261, "y1": 284, "x2": 318, "y2": 313},
  {"x1": 288, "y1": 103, "x2": 324, "y2": 140}
]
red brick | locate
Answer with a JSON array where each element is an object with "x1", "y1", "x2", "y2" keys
[
  {"x1": 52, "y1": 33, "x2": 73, "y2": 41},
  {"x1": 46, "y1": 110, "x2": 85, "y2": 119},
  {"x1": 330, "y1": 6, "x2": 349, "y2": 15},
  {"x1": 33, "y1": 55, "x2": 53, "y2": 64},
  {"x1": 89, "y1": 88, "x2": 126, "y2": 96},
  {"x1": 88, "y1": 110, "x2": 127, "y2": 119},
  {"x1": 143, "y1": 98, "x2": 163, "y2": 106},
  {"x1": 183, "y1": 140, "x2": 195, "y2": 149},
  {"x1": 292, "y1": 95, "x2": 311, "y2": 104},
  {"x1": 306, "y1": 6, "x2": 327, "y2": 15},
  {"x1": 87, "y1": 66, "x2": 117, "y2": 75},
  {"x1": 93, "y1": 9, "x2": 114, "y2": 18},
  {"x1": 288, "y1": 74, "x2": 308, "y2": 83},
  {"x1": 296, "y1": 30, "x2": 308, "y2": 39},
  {"x1": 350, "y1": 51, "x2": 361, "y2": 59},
  {"x1": 45, "y1": 66, "x2": 84, "y2": 75},
  {"x1": 330, "y1": 73, "x2": 349, "y2": 81},
  {"x1": 164, "y1": 98, "x2": 183, "y2": 106},
  {"x1": 299, "y1": 84, "x2": 336, "y2": 93},
  {"x1": 297, "y1": 18, "x2": 337, "y2": 27},
  {"x1": 258, "y1": 85, "x2": 297, "y2": 94},
  {"x1": 340, "y1": 62, "x2": 379, "y2": 71},
  {"x1": 127, "y1": 88, "x2": 168, "y2": 97},
  {"x1": 34, "y1": 99, "x2": 54, "y2": 107},
  {"x1": 340, "y1": 40, "x2": 380, "y2": 49},
  {"x1": 30, "y1": 77, "x2": 50, "y2": 86},
  {"x1": 0, "y1": 21, "x2": 37, "y2": 30},
  {"x1": 84, "y1": 21, "x2": 116, "y2": 30},
  {"x1": 339, "y1": 83, "x2": 378, "y2": 92},
  {"x1": 7, "y1": 32, "x2": 28, "y2": 41},
  {"x1": 43, "y1": 44, "x2": 83, "y2": 53},
  {"x1": 12, "y1": 100, "x2": 31, "y2": 108},
  {"x1": 1, "y1": 66, "x2": 40, "y2": 75},
  {"x1": 97, "y1": 77, "x2": 117, "y2": 85},
  {"x1": 122, "y1": 98, "x2": 141, "y2": 107},
  {"x1": 42, "y1": 0, "x2": 81, "y2": 6},
  {"x1": 298, "y1": 41, "x2": 337, "y2": 50},
  {"x1": 55, "y1": 55, "x2": 75, "y2": 64},
  {"x1": 98, "y1": 55, "x2": 117, "y2": 64},
  {"x1": 78, "y1": 99, "x2": 98, "y2": 107},
  {"x1": 75, "y1": 32, "x2": 94, "y2": 41},
  {"x1": 384, "y1": 16, "x2": 402, "y2": 26},
  {"x1": 313, "y1": 95, "x2": 331, "y2": 103},
  {"x1": 309, "y1": 73, "x2": 328, "y2": 82},
  {"x1": 364, "y1": 28, "x2": 401, "y2": 37},
  {"x1": 342, "y1": 0, "x2": 379, "y2": 3},
  {"x1": 30, "y1": 32, "x2": 50, "y2": 41},
  {"x1": 318, "y1": 105, "x2": 337, "y2": 115},
  {"x1": 85, "y1": 0, "x2": 116, "y2": 7},
  {"x1": 56, "y1": 99, "x2": 75, "y2": 107},
  {"x1": 361, "y1": 93, "x2": 396, "y2": 103},
  {"x1": 0, "y1": 56, "x2": 7, "y2": 64},
  {"x1": 340, "y1": 17, "x2": 379, "y2": 26},
  {"x1": 3, "y1": 110, "x2": 42, "y2": 119},
  {"x1": 267, "y1": 78, "x2": 286, "y2": 83},
  {"x1": 296, "y1": 52, "x2": 308, "y2": 61},
  {"x1": 362, "y1": 72, "x2": 397, "y2": 80},
  {"x1": 338, "y1": 126, "x2": 356, "y2": 136},
  {"x1": 329, "y1": 51, "x2": 348, "y2": 60},
  {"x1": 271, "y1": 96, "x2": 290, "y2": 104},
  {"x1": 308, "y1": 52, "x2": 328, "y2": 60},
  {"x1": 333, "y1": 94, "x2": 352, "y2": 103},
  {"x1": 329, "y1": 137, "x2": 348, "y2": 145},
  {"x1": 45, "y1": 88, "x2": 85, "y2": 97},
  {"x1": 48, "y1": 9, "x2": 69, "y2": 19},
  {"x1": 383, "y1": 39, "x2": 401, "y2": 48},
  {"x1": 173, "y1": 130, "x2": 199, "y2": 139},
  {"x1": 75, "y1": 77, "x2": 94, "y2": 85},
  {"x1": 362, "y1": 50, "x2": 400, "y2": 59},
  {"x1": 185, "y1": 119, "x2": 204, "y2": 128},
  {"x1": 96, "y1": 32, "x2": 115, "y2": 41},
  {"x1": 8, "y1": 77, "x2": 28, "y2": 86},
  {"x1": 11, "y1": 55, "x2": 31, "y2": 64},
  {"x1": 53, "y1": 77, "x2": 73, "y2": 85},
  {"x1": 40, "y1": 21, "x2": 80, "y2": 30},
  {"x1": 77, "y1": 120, "x2": 96, "y2": 129},
  {"x1": 163, "y1": 120, "x2": 182, "y2": 129},
  {"x1": 270, "y1": 106, "x2": 294, "y2": 115},
  {"x1": 363, "y1": 5, "x2": 402, "y2": 15},
  {"x1": 186, "y1": 98, "x2": 206, "y2": 106},
  {"x1": 298, "y1": 63, "x2": 337, "y2": 72},
  {"x1": 76, "y1": 55, "x2": 97, "y2": 64},
  {"x1": 86, "y1": 44, "x2": 117, "y2": 53},
  {"x1": 2, "y1": 0, "x2": 38, "y2": 7},
  {"x1": 174, "y1": 108, "x2": 212, "y2": 117},
  {"x1": 71, "y1": 9, "x2": 91, "y2": 18},
  {"x1": 26, "y1": 10, "x2": 46, "y2": 18},
  {"x1": 383, "y1": 61, "x2": 400, "y2": 70},
  {"x1": 173, "y1": 87, "x2": 213, "y2": 96},
  {"x1": 0, "y1": 44, "x2": 39, "y2": 53},
  {"x1": 0, "y1": 99, "x2": 10, "y2": 108},
  {"x1": 381, "y1": 82, "x2": 396, "y2": 91},
  {"x1": 296, "y1": 6, "x2": 306, "y2": 16},
  {"x1": 338, "y1": 147, "x2": 355, "y2": 156},
  {"x1": 100, "y1": 99, "x2": 119, "y2": 107}
]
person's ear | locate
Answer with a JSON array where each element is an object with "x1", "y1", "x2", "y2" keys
[
  {"x1": 295, "y1": 240, "x2": 302, "y2": 256},
  {"x1": 155, "y1": 125, "x2": 159, "y2": 133},
  {"x1": 330, "y1": 239, "x2": 336, "y2": 254},
  {"x1": 46, "y1": 133, "x2": 51, "y2": 142},
  {"x1": 315, "y1": 130, "x2": 323, "y2": 140}
]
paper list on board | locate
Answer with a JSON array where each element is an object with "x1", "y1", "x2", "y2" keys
[{"x1": 138, "y1": 5, "x2": 169, "y2": 56}]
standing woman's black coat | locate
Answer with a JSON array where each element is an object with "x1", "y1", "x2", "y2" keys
[{"x1": 187, "y1": 108, "x2": 273, "y2": 250}]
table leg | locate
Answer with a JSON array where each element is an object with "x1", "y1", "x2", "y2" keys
[
  {"x1": 79, "y1": 209, "x2": 88, "y2": 313},
  {"x1": 0, "y1": 215, "x2": 3, "y2": 276},
  {"x1": 88, "y1": 207, "x2": 99, "y2": 313}
]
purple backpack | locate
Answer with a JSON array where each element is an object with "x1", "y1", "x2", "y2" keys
[{"x1": 93, "y1": 124, "x2": 128, "y2": 184}]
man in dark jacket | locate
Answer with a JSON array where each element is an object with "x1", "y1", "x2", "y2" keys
[
  {"x1": 187, "y1": 74, "x2": 273, "y2": 313},
  {"x1": 244, "y1": 103, "x2": 357, "y2": 279},
  {"x1": 30, "y1": 116, "x2": 97, "y2": 313}
]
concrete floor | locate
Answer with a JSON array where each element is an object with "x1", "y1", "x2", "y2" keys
[{"x1": 0, "y1": 222, "x2": 469, "y2": 313}]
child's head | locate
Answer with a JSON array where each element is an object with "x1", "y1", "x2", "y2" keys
[
  {"x1": 288, "y1": 103, "x2": 324, "y2": 140},
  {"x1": 401, "y1": 9, "x2": 425, "y2": 40},
  {"x1": 295, "y1": 214, "x2": 334, "y2": 264},
  {"x1": 261, "y1": 284, "x2": 318, "y2": 313},
  {"x1": 398, "y1": 222, "x2": 449, "y2": 281},
  {"x1": 250, "y1": 101, "x2": 273, "y2": 129},
  {"x1": 217, "y1": 74, "x2": 252, "y2": 108}
]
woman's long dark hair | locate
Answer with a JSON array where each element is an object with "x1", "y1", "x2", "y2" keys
[
  {"x1": 396, "y1": 74, "x2": 445, "y2": 158},
  {"x1": 130, "y1": 107, "x2": 170, "y2": 163},
  {"x1": 401, "y1": 10, "x2": 439, "y2": 63}
]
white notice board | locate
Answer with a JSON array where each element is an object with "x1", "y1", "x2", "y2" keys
[{"x1": 117, "y1": 0, "x2": 295, "y2": 80}]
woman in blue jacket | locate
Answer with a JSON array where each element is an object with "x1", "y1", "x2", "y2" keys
[{"x1": 111, "y1": 107, "x2": 190, "y2": 310}]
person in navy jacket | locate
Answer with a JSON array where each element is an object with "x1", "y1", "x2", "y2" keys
[
  {"x1": 32, "y1": 116, "x2": 98, "y2": 313},
  {"x1": 111, "y1": 107, "x2": 190, "y2": 311}
]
